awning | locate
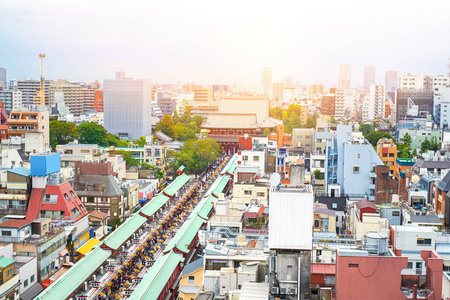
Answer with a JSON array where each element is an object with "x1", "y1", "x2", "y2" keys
[
  {"x1": 311, "y1": 263, "x2": 336, "y2": 275},
  {"x1": 139, "y1": 199, "x2": 147, "y2": 204},
  {"x1": 59, "y1": 249, "x2": 68, "y2": 257},
  {"x1": 76, "y1": 238, "x2": 100, "y2": 255}
]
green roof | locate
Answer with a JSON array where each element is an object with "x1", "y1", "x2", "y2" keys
[
  {"x1": 0, "y1": 257, "x2": 15, "y2": 268},
  {"x1": 220, "y1": 154, "x2": 238, "y2": 175},
  {"x1": 128, "y1": 252, "x2": 183, "y2": 300},
  {"x1": 165, "y1": 215, "x2": 205, "y2": 254},
  {"x1": 140, "y1": 193, "x2": 170, "y2": 217},
  {"x1": 213, "y1": 175, "x2": 231, "y2": 196},
  {"x1": 35, "y1": 246, "x2": 110, "y2": 300},
  {"x1": 227, "y1": 163, "x2": 237, "y2": 174},
  {"x1": 190, "y1": 195, "x2": 214, "y2": 219},
  {"x1": 164, "y1": 173, "x2": 190, "y2": 196},
  {"x1": 103, "y1": 214, "x2": 146, "y2": 250}
]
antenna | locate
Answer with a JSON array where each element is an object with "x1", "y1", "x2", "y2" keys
[{"x1": 39, "y1": 53, "x2": 45, "y2": 107}]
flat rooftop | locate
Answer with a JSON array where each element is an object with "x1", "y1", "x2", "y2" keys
[{"x1": 391, "y1": 225, "x2": 437, "y2": 233}]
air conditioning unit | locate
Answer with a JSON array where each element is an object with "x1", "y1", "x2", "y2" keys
[
  {"x1": 289, "y1": 288, "x2": 298, "y2": 295},
  {"x1": 270, "y1": 287, "x2": 279, "y2": 294},
  {"x1": 280, "y1": 287, "x2": 288, "y2": 294}
]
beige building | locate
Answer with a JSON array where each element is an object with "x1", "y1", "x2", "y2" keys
[
  {"x1": 292, "y1": 128, "x2": 314, "y2": 153},
  {"x1": 7, "y1": 110, "x2": 49, "y2": 148},
  {"x1": 56, "y1": 143, "x2": 108, "y2": 168},
  {"x1": 49, "y1": 80, "x2": 96, "y2": 115},
  {"x1": 194, "y1": 87, "x2": 213, "y2": 102},
  {"x1": 231, "y1": 182, "x2": 268, "y2": 209}
]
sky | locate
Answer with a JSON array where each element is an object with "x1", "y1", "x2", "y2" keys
[{"x1": 1, "y1": 0, "x2": 450, "y2": 87}]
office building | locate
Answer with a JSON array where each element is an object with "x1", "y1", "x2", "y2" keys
[
  {"x1": 103, "y1": 78, "x2": 152, "y2": 140},
  {"x1": 364, "y1": 65, "x2": 375, "y2": 89},
  {"x1": 272, "y1": 82, "x2": 284, "y2": 101},
  {"x1": 321, "y1": 93, "x2": 335, "y2": 116},
  {"x1": 339, "y1": 63, "x2": 351, "y2": 90},
  {"x1": 385, "y1": 70, "x2": 398, "y2": 92},
  {"x1": 399, "y1": 71, "x2": 449, "y2": 91},
  {"x1": 0, "y1": 68, "x2": 6, "y2": 90},
  {"x1": 396, "y1": 88, "x2": 433, "y2": 120},
  {"x1": 262, "y1": 67, "x2": 272, "y2": 92},
  {"x1": 292, "y1": 128, "x2": 314, "y2": 153},
  {"x1": 308, "y1": 84, "x2": 324, "y2": 95}
]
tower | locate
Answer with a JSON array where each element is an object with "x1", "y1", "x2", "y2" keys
[{"x1": 39, "y1": 53, "x2": 45, "y2": 107}]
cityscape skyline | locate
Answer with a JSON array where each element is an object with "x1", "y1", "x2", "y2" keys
[{"x1": 1, "y1": 1, "x2": 450, "y2": 86}]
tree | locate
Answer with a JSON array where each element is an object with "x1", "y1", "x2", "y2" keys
[
  {"x1": 49, "y1": 120, "x2": 79, "y2": 150},
  {"x1": 133, "y1": 136, "x2": 146, "y2": 147},
  {"x1": 359, "y1": 123, "x2": 374, "y2": 136},
  {"x1": 116, "y1": 150, "x2": 139, "y2": 167},
  {"x1": 304, "y1": 115, "x2": 317, "y2": 128},
  {"x1": 420, "y1": 138, "x2": 431, "y2": 154},
  {"x1": 401, "y1": 133, "x2": 412, "y2": 146},
  {"x1": 172, "y1": 110, "x2": 179, "y2": 124},
  {"x1": 329, "y1": 116, "x2": 337, "y2": 124},
  {"x1": 78, "y1": 122, "x2": 108, "y2": 145},
  {"x1": 155, "y1": 114, "x2": 175, "y2": 138},
  {"x1": 106, "y1": 133, "x2": 130, "y2": 147},
  {"x1": 263, "y1": 128, "x2": 270, "y2": 136},
  {"x1": 193, "y1": 115, "x2": 203, "y2": 128},
  {"x1": 270, "y1": 107, "x2": 283, "y2": 120},
  {"x1": 365, "y1": 131, "x2": 393, "y2": 147}
]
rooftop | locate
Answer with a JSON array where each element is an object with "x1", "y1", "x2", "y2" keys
[
  {"x1": 0, "y1": 257, "x2": 15, "y2": 268},
  {"x1": 0, "y1": 219, "x2": 32, "y2": 228},
  {"x1": 391, "y1": 225, "x2": 437, "y2": 233}
]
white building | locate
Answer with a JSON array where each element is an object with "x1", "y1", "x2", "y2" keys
[
  {"x1": 433, "y1": 86, "x2": 450, "y2": 129},
  {"x1": 104, "y1": 78, "x2": 152, "y2": 140},
  {"x1": 237, "y1": 150, "x2": 266, "y2": 176},
  {"x1": 339, "y1": 63, "x2": 351, "y2": 90},
  {"x1": 364, "y1": 65, "x2": 375, "y2": 90},
  {"x1": 370, "y1": 85, "x2": 386, "y2": 119},
  {"x1": 385, "y1": 70, "x2": 398, "y2": 92},
  {"x1": 334, "y1": 89, "x2": 346, "y2": 119},
  {"x1": 400, "y1": 71, "x2": 449, "y2": 90}
]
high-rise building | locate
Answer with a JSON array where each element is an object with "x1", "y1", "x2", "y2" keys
[
  {"x1": 104, "y1": 78, "x2": 152, "y2": 140},
  {"x1": 321, "y1": 89, "x2": 336, "y2": 116},
  {"x1": 364, "y1": 65, "x2": 375, "y2": 89},
  {"x1": 396, "y1": 88, "x2": 434, "y2": 120},
  {"x1": 398, "y1": 71, "x2": 449, "y2": 91},
  {"x1": 17, "y1": 80, "x2": 52, "y2": 107},
  {"x1": 385, "y1": 70, "x2": 398, "y2": 92},
  {"x1": 93, "y1": 90, "x2": 104, "y2": 112},
  {"x1": 0, "y1": 68, "x2": 6, "y2": 90},
  {"x1": 0, "y1": 90, "x2": 22, "y2": 112},
  {"x1": 339, "y1": 63, "x2": 351, "y2": 90},
  {"x1": 48, "y1": 80, "x2": 96, "y2": 116},
  {"x1": 370, "y1": 85, "x2": 386, "y2": 119},
  {"x1": 272, "y1": 82, "x2": 284, "y2": 102},
  {"x1": 308, "y1": 84, "x2": 324, "y2": 95},
  {"x1": 335, "y1": 89, "x2": 346, "y2": 119},
  {"x1": 116, "y1": 70, "x2": 125, "y2": 80},
  {"x1": 262, "y1": 67, "x2": 272, "y2": 92}
]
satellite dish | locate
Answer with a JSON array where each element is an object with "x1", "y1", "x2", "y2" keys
[
  {"x1": 270, "y1": 173, "x2": 281, "y2": 187},
  {"x1": 411, "y1": 175, "x2": 420, "y2": 184},
  {"x1": 354, "y1": 124, "x2": 360, "y2": 130}
]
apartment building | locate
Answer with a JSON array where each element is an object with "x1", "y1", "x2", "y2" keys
[
  {"x1": 7, "y1": 110, "x2": 49, "y2": 148},
  {"x1": 0, "y1": 90, "x2": 22, "y2": 112},
  {"x1": 292, "y1": 128, "x2": 314, "y2": 153},
  {"x1": 376, "y1": 138, "x2": 397, "y2": 175},
  {"x1": 194, "y1": 87, "x2": 213, "y2": 102}
]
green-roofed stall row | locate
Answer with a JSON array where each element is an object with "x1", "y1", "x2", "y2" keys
[
  {"x1": 36, "y1": 246, "x2": 111, "y2": 300},
  {"x1": 103, "y1": 214, "x2": 147, "y2": 250},
  {"x1": 220, "y1": 154, "x2": 238, "y2": 175},
  {"x1": 164, "y1": 215, "x2": 206, "y2": 254},
  {"x1": 190, "y1": 195, "x2": 215, "y2": 220},
  {"x1": 139, "y1": 193, "x2": 170, "y2": 217},
  {"x1": 212, "y1": 175, "x2": 231, "y2": 197},
  {"x1": 163, "y1": 173, "x2": 190, "y2": 196},
  {"x1": 128, "y1": 251, "x2": 184, "y2": 300}
]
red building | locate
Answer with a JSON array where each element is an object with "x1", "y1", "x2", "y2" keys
[
  {"x1": 311, "y1": 263, "x2": 336, "y2": 289},
  {"x1": 354, "y1": 200, "x2": 376, "y2": 221},
  {"x1": 0, "y1": 124, "x2": 7, "y2": 140},
  {"x1": 93, "y1": 90, "x2": 103, "y2": 112}
]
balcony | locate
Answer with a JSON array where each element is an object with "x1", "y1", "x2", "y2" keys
[{"x1": 0, "y1": 274, "x2": 20, "y2": 298}]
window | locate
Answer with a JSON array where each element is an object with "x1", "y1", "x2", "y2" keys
[
  {"x1": 256, "y1": 192, "x2": 265, "y2": 197},
  {"x1": 70, "y1": 191, "x2": 76, "y2": 198},
  {"x1": 242, "y1": 155, "x2": 248, "y2": 161},
  {"x1": 43, "y1": 224, "x2": 47, "y2": 231},
  {"x1": 348, "y1": 264, "x2": 359, "y2": 268},
  {"x1": 244, "y1": 190, "x2": 252, "y2": 195},
  {"x1": 63, "y1": 193, "x2": 70, "y2": 201},
  {"x1": 2, "y1": 230, "x2": 11, "y2": 236},
  {"x1": 30, "y1": 275, "x2": 35, "y2": 283},
  {"x1": 416, "y1": 262, "x2": 422, "y2": 269},
  {"x1": 44, "y1": 195, "x2": 58, "y2": 203},
  {"x1": 332, "y1": 203, "x2": 337, "y2": 209},
  {"x1": 64, "y1": 150, "x2": 73, "y2": 154},
  {"x1": 392, "y1": 211, "x2": 400, "y2": 216},
  {"x1": 324, "y1": 276, "x2": 335, "y2": 285},
  {"x1": 389, "y1": 188, "x2": 394, "y2": 194},
  {"x1": 24, "y1": 279, "x2": 28, "y2": 288},
  {"x1": 417, "y1": 238, "x2": 432, "y2": 246},
  {"x1": 80, "y1": 149, "x2": 89, "y2": 153},
  {"x1": 406, "y1": 262, "x2": 413, "y2": 269},
  {"x1": 6, "y1": 268, "x2": 13, "y2": 277},
  {"x1": 87, "y1": 197, "x2": 95, "y2": 203},
  {"x1": 353, "y1": 166, "x2": 360, "y2": 173},
  {"x1": 188, "y1": 275, "x2": 195, "y2": 285},
  {"x1": 253, "y1": 156, "x2": 259, "y2": 161}
]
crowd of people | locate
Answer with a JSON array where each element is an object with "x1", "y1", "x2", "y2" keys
[{"x1": 96, "y1": 154, "x2": 229, "y2": 299}]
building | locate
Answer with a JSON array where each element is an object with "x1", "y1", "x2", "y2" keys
[
  {"x1": 262, "y1": 67, "x2": 272, "y2": 92},
  {"x1": 55, "y1": 143, "x2": 109, "y2": 168},
  {"x1": 396, "y1": 88, "x2": 433, "y2": 121},
  {"x1": 103, "y1": 78, "x2": 152, "y2": 140},
  {"x1": 269, "y1": 184, "x2": 313, "y2": 298},
  {"x1": 194, "y1": 87, "x2": 213, "y2": 102},
  {"x1": 349, "y1": 200, "x2": 389, "y2": 239},
  {"x1": 157, "y1": 91, "x2": 177, "y2": 116},
  {"x1": 376, "y1": 138, "x2": 397, "y2": 175},
  {"x1": 339, "y1": 63, "x2": 351, "y2": 90},
  {"x1": 178, "y1": 258, "x2": 204, "y2": 300},
  {"x1": 7, "y1": 110, "x2": 49, "y2": 148},
  {"x1": 93, "y1": 90, "x2": 103, "y2": 112},
  {"x1": 399, "y1": 71, "x2": 449, "y2": 90},
  {"x1": 364, "y1": 65, "x2": 375, "y2": 89},
  {"x1": 374, "y1": 165, "x2": 404, "y2": 205},
  {"x1": 334, "y1": 89, "x2": 346, "y2": 119},
  {"x1": 369, "y1": 85, "x2": 386, "y2": 119},
  {"x1": 0, "y1": 90, "x2": 22, "y2": 112},
  {"x1": 0, "y1": 256, "x2": 20, "y2": 300},
  {"x1": 385, "y1": 70, "x2": 398, "y2": 92},
  {"x1": 292, "y1": 128, "x2": 314, "y2": 153},
  {"x1": 326, "y1": 126, "x2": 383, "y2": 200},
  {"x1": 321, "y1": 93, "x2": 335, "y2": 116},
  {"x1": 308, "y1": 84, "x2": 324, "y2": 95},
  {"x1": 17, "y1": 80, "x2": 53, "y2": 107},
  {"x1": 0, "y1": 68, "x2": 6, "y2": 90},
  {"x1": 72, "y1": 161, "x2": 126, "y2": 223},
  {"x1": 272, "y1": 82, "x2": 284, "y2": 102},
  {"x1": 433, "y1": 86, "x2": 450, "y2": 129},
  {"x1": 395, "y1": 158, "x2": 414, "y2": 186}
]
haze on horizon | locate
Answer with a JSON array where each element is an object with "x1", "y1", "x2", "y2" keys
[{"x1": 1, "y1": 0, "x2": 450, "y2": 87}]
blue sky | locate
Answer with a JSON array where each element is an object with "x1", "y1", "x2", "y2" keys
[{"x1": 1, "y1": 0, "x2": 450, "y2": 87}]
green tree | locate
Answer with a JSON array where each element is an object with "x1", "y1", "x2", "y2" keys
[
  {"x1": 78, "y1": 122, "x2": 108, "y2": 145},
  {"x1": 365, "y1": 131, "x2": 393, "y2": 147},
  {"x1": 304, "y1": 115, "x2": 317, "y2": 128},
  {"x1": 270, "y1": 107, "x2": 283, "y2": 120},
  {"x1": 359, "y1": 123, "x2": 374, "y2": 136},
  {"x1": 116, "y1": 150, "x2": 139, "y2": 167},
  {"x1": 106, "y1": 133, "x2": 130, "y2": 147},
  {"x1": 193, "y1": 115, "x2": 203, "y2": 128},
  {"x1": 420, "y1": 138, "x2": 431, "y2": 154},
  {"x1": 263, "y1": 128, "x2": 271, "y2": 136},
  {"x1": 133, "y1": 136, "x2": 146, "y2": 147},
  {"x1": 286, "y1": 104, "x2": 301, "y2": 116},
  {"x1": 401, "y1": 133, "x2": 412, "y2": 146},
  {"x1": 329, "y1": 115, "x2": 337, "y2": 124},
  {"x1": 155, "y1": 114, "x2": 175, "y2": 138},
  {"x1": 49, "y1": 120, "x2": 79, "y2": 150},
  {"x1": 172, "y1": 110, "x2": 179, "y2": 124}
]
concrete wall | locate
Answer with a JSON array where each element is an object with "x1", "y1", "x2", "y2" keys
[{"x1": 16, "y1": 256, "x2": 37, "y2": 294}]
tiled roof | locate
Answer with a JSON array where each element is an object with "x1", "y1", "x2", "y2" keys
[
  {"x1": 164, "y1": 215, "x2": 205, "y2": 254},
  {"x1": 181, "y1": 257, "x2": 204, "y2": 277},
  {"x1": 437, "y1": 171, "x2": 450, "y2": 192},
  {"x1": 103, "y1": 214, "x2": 146, "y2": 250},
  {"x1": 89, "y1": 210, "x2": 108, "y2": 219},
  {"x1": 163, "y1": 173, "x2": 190, "y2": 196},
  {"x1": 355, "y1": 200, "x2": 376, "y2": 210},
  {"x1": 0, "y1": 219, "x2": 32, "y2": 228}
]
